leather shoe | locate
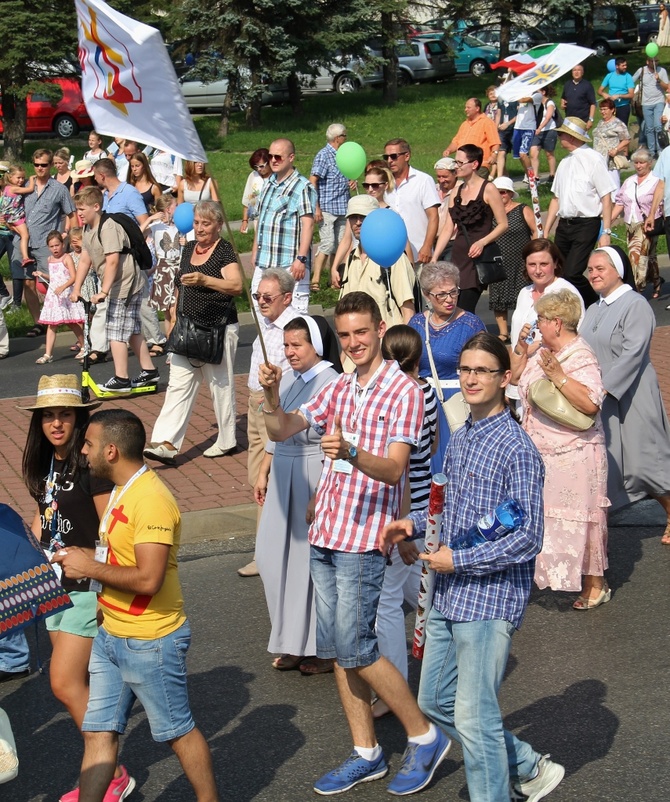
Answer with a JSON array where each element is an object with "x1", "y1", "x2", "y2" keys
[
  {"x1": 0, "y1": 669, "x2": 29, "y2": 683},
  {"x1": 203, "y1": 443, "x2": 238, "y2": 458},
  {"x1": 237, "y1": 559, "x2": 259, "y2": 577}
]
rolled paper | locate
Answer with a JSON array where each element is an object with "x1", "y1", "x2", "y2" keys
[
  {"x1": 412, "y1": 472, "x2": 447, "y2": 659},
  {"x1": 527, "y1": 169, "x2": 544, "y2": 236}
]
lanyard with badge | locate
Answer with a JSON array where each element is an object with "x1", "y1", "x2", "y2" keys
[
  {"x1": 332, "y1": 362, "x2": 385, "y2": 475},
  {"x1": 90, "y1": 465, "x2": 147, "y2": 592}
]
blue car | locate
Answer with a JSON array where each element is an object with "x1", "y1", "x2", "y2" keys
[{"x1": 450, "y1": 34, "x2": 499, "y2": 76}]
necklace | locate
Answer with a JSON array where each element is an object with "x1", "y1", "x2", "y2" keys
[
  {"x1": 194, "y1": 241, "x2": 216, "y2": 255},
  {"x1": 430, "y1": 307, "x2": 458, "y2": 328}
]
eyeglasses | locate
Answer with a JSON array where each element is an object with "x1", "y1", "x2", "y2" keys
[
  {"x1": 362, "y1": 182, "x2": 386, "y2": 189},
  {"x1": 268, "y1": 154, "x2": 285, "y2": 162},
  {"x1": 33, "y1": 162, "x2": 50, "y2": 168},
  {"x1": 252, "y1": 292, "x2": 283, "y2": 303},
  {"x1": 382, "y1": 152, "x2": 408, "y2": 161},
  {"x1": 428, "y1": 289, "x2": 460, "y2": 301},
  {"x1": 254, "y1": 162, "x2": 269, "y2": 170},
  {"x1": 454, "y1": 160, "x2": 473, "y2": 168},
  {"x1": 456, "y1": 366, "x2": 503, "y2": 378}
]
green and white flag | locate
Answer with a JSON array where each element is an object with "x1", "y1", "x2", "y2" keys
[{"x1": 496, "y1": 44, "x2": 595, "y2": 102}]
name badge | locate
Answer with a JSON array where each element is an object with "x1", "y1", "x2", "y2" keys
[
  {"x1": 332, "y1": 431, "x2": 359, "y2": 475},
  {"x1": 44, "y1": 548, "x2": 62, "y2": 581},
  {"x1": 89, "y1": 540, "x2": 109, "y2": 594}
]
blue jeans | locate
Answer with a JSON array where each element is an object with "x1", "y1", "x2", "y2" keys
[
  {"x1": 643, "y1": 102, "x2": 665, "y2": 155},
  {"x1": 0, "y1": 631, "x2": 30, "y2": 672},
  {"x1": 309, "y1": 546, "x2": 385, "y2": 668},
  {"x1": 418, "y1": 609, "x2": 539, "y2": 802}
]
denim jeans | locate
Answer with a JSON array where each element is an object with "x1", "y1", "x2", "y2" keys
[
  {"x1": 418, "y1": 608, "x2": 539, "y2": 802},
  {"x1": 0, "y1": 631, "x2": 30, "y2": 672},
  {"x1": 643, "y1": 102, "x2": 665, "y2": 155},
  {"x1": 310, "y1": 546, "x2": 385, "y2": 668}
]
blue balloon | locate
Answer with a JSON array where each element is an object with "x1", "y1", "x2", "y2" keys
[
  {"x1": 607, "y1": 58, "x2": 616, "y2": 72},
  {"x1": 173, "y1": 202, "x2": 194, "y2": 234},
  {"x1": 359, "y1": 208, "x2": 408, "y2": 267}
]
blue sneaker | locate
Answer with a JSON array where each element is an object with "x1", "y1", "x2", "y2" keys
[
  {"x1": 387, "y1": 728, "x2": 451, "y2": 796},
  {"x1": 314, "y1": 750, "x2": 388, "y2": 795}
]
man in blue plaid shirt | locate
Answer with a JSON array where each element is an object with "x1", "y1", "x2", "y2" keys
[{"x1": 381, "y1": 332, "x2": 565, "y2": 802}]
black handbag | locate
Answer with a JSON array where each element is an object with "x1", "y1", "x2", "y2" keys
[
  {"x1": 167, "y1": 290, "x2": 227, "y2": 365},
  {"x1": 461, "y1": 223, "x2": 507, "y2": 286}
]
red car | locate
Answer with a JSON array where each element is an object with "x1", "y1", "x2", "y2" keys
[{"x1": 0, "y1": 77, "x2": 92, "y2": 139}]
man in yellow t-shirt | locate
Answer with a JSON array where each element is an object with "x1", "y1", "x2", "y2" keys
[{"x1": 56, "y1": 409, "x2": 218, "y2": 802}]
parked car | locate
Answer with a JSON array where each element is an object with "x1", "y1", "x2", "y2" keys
[
  {"x1": 450, "y1": 34, "x2": 499, "y2": 76},
  {"x1": 635, "y1": 4, "x2": 662, "y2": 45},
  {"x1": 542, "y1": 5, "x2": 639, "y2": 56},
  {"x1": 0, "y1": 77, "x2": 91, "y2": 139},
  {"x1": 465, "y1": 24, "x2": 550, "y2": 53},
  {"x1": 179, "y1": 69, "x2": 289, "y2": 110},
  {"x1": 397, "y1": 38, "x2": 456, "y2": 82}
]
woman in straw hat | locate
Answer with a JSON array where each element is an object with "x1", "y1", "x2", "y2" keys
[{"x1": 18, "y1": 375, "x2": 129, "y2": 799}]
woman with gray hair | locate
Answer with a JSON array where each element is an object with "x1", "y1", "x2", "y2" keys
[
  {"x1": 144, "y1": 201, "x2": 243, "y2": 465},
  {"x1": 611, "y1": 147, "x2": 664, "y2": 296},
  {"x1": 408, "y1": 261, "x2": 485, "y2": 471}
]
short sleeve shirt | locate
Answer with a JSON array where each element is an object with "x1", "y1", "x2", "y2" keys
[
  {"x1": 384, "y1": 167, "x2": 441, "y2": 259},
  {"x1": 600, "y1": 71, "x2": 634, "y2": 107},
  {"x1": 633, "y1": 66, "x2": 669, "y2": 106},
  {"x1": 24, "y1": 178, "x2": 75, "y2": 248},
  {"x1": 175, "y1": 240, "x2": 239, "y2": 327},
  {"x1": 103, "y1": 182, "x2": 148, "y2": 223},
  {"x1": 82, "y1": 218, "x2": 143, "y2": 299},
  {"x1": 310, "y1": 143, "x2": 350, "y2": 216},
  {"x1": 561, "y1": 79, "x2": 596, "y2": 120}
]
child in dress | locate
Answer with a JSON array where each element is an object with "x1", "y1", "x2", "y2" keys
[
  {"x1": 83, "y1": 131, "x2": 108, "y2": 164},
  {"x1": 68, "y1": 227, "x2": 97, "y2": 303},
  {"x1": 141, "y1": 193, "x2": 181, "y2": 338},
  {"x1": 0, "y1": 165, "x2": 35, "y2": 266},
  {"x1": 35, "y1": 231, "x2": 85, "y2": 363}
]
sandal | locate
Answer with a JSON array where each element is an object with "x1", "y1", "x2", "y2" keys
[
  {"x1": 299, "y1": 657, "x2": 335, "y2": 675},
  {"x1": 497, "y1": 334, "x2": 511, "y2": 345},
  {"x1": 88, "y1": 350, "x2": 109, "y2": 364},
  {"x1": 25, "y1": 325, "x2": 45, "y2": 338},
  {"x1": 35, "y1": 354, "x2": 53, "y2": 364},
  {"x1": 149, "y1": 344, "x2": 166, "y2": 357},
  {"x1": 573, "y1": 585, "x2": 611, "y2": 610},
  {"x1": 69, "y1": 344, "x2": 80, "y2": 352},
  {"x1": 272, "y1": 654, "x2": 304, "y2": 671},
  {"x1": 309, "y1": 282, "x2": 321, "y2": 293},
  {"x1": 652, "y1": 276, "x2": 666, "y2": 299},
  {"x1": 661, "y1": 523, "x2": 670, "y2": 545}
]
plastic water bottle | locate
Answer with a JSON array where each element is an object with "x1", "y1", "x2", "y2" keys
[{"x1": 451, "y1": 499, "x2": 525, "y2": 550}]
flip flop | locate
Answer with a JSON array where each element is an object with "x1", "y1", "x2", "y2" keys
[
  {"x1": 25, "y1": 325, "x2": 44, "y2": 338},
  {"x1": 299, "y1": 657, "x2": 334, "y2": 675},
  {"x1": 272, "y1": 654, "x2": 304, "y2": 671}
]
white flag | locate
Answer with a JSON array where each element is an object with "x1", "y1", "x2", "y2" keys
[
  {"x1": 496, "y1": 44, "x2": 596, "y2": 102},
  {"x1": 75, "y1": 0, "x2": 206, "y2": 163}
]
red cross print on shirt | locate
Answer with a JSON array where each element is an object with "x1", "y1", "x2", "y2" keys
[{"x1": 108, "y1": 505, "x2": 129, "y2": 533}]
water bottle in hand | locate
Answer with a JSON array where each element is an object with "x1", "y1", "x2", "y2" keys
[{"x1": 452, "y1": 499, "x2": 525, "y2": 550}]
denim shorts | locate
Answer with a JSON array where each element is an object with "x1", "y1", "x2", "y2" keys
[
  {"x1": 531, "y1": 129, "x2": 558, "y2": 152},
  {"x1": 512, "y1": 128, "x2": 534, "y2": 158},
  {"x1": 309, "y1": 545, "x2": 385, "y2": 669},
  {"x1": 45, "y1": 590, "x2": 98, "y2": 638},
  {"x1": 82, "y1": 620, "x2": 195, "y2": 742}
]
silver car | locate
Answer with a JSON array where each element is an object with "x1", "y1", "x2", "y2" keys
[{"x1": 179, "y1": 69, "x2": 289, "y2": 110}]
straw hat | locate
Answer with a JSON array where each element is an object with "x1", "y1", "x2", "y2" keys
[
  {"x1": 492, "y1": 176, "x2": 519, "y2": 199},
  {"x1": 554, "y1": 117, "x2": 591, "y2": 143},
  {"x1": 71, "y1": 160, "x2": 94, "y2": 180},
  {"x1": 346, "y1": 195, "x2": 379, "y2": 218},
  {"x1": 17, "y1": 374, "x2": 101, "y2": 411}
]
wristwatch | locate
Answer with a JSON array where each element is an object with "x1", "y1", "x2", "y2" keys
[
  {"x1": 602, "y1": 228, "x2": 612, "y2": 235},
  {"x1": 345, "y1": 442, "x2": 358, "y2": 462},
  {"x1": 295, "y1": 255, "x2": 308, "y2": 264}
]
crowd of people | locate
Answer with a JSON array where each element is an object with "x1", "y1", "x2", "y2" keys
[{"x1": 1, "y1": 58, "x2": 670, "y2": 801}]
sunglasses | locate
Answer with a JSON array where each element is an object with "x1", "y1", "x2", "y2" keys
[
  {"x1": 252, "y1": 292, "x2": 283, "y2": 303},
  {"x1": 268, "y1": 154, "x2": 285, "y2": 162},
  {"x1": 254, "y1": 162, "x2": 269, "y2": 169},
  {"x1": 362, "y1": 182, "x2": 386, "y2": 189},
  {"x1": 382, "y1": 152, "x2": 408, "y2": 161},
  {"x1": 33, "y1": 162, "x2": 50, "y2": 168}
]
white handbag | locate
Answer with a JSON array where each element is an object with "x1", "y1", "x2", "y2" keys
[{"x1": 0, "y1": 708, "x2": 18, "y2": 784}]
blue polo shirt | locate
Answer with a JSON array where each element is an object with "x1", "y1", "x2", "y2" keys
[
  {"x1": 102, "y1": 182, "x2": 147, "y2": 223},
  {"x1": 600, "y1": 71, "x2": 634, "y2": 108}
]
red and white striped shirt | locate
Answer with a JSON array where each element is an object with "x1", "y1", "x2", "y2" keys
[{"x1": 302, "y1": 360, "x2": 424, "y2": 553}]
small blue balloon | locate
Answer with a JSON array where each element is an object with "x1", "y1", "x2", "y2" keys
[
  {"x1": 173, "y1": 202, "x2": 194, "y2": 234},
  {"x1": 359, "y1": 208, "x2": 408, "y2": 268},
  {"x1": 607, "y1": 58, "x2": 616, "y2": 72}
]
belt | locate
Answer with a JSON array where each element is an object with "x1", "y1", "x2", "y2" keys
[{"x1": 560, "y1": 216, "x2": 600, "y2": 224}]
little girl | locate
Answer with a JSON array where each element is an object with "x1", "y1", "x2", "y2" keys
[
  {"x1": 141, "y1": 193, "x2": 181, "y2": 341},
  {"x1": 68, "y1": 227, "x2": 97, "y2": 303},
  {"x1": 0, "y1": 165, "x2": 35, "y2": 266},
  {"x1": 35, "y1": 231, "x2": 85, "y2": 363},
  {"x1": 83, "y1": 131, "x2": 108, "y2": 164}
]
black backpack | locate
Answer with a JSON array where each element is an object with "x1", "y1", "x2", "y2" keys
[{"x1": 97, "y1": 212, "x2": 153, "y2": 270}]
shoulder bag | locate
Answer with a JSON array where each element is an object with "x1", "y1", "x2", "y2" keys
[
  {"x1": 460, "y1": 222, "x2": 506, "y2": 286},
  {"x1": 528, "y1": 351, "x2": 596, "y2": 431},
  {"x1": 167, "y1": 284, "x2": 228, "y2": 366},
  {"x1": 632, "y1": 70, "x2": 643, "y2": 119},
  {"x1": 424, "y1": 313, "x2": 469, "y2": 433}
]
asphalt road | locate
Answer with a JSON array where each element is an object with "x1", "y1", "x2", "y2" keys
[
  {"x1": 2, "y1": 274, "x2": 670, "y2": 400},
  {"x1": 1, "y1": 503, "x2": 668, "y2": 802}
]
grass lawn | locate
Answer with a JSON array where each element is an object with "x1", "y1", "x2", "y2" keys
[{"x1": 2, "y1": 47, "x2": 667, "y2": 335}]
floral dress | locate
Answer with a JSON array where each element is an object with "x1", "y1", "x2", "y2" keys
[
  {"x1": 518, "y1": 336, "x2": 610, "y2": 591},
  {"x1": 38, "y1": 259, "x2": 85, "y2": 326},
  {"x1": 149, "y1": 221, "x2": 181, "y2": 311}
]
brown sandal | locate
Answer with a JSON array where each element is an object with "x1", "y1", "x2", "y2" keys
[
  {"x1": 299, "y1": 657, "x2": 334, "y2": 675},
  {"x1": 661, "y1": 523, "x2": 670, "y2": 545},
  {"x1": 272, "y1": 654, "x2": 303, "y2": 671}
]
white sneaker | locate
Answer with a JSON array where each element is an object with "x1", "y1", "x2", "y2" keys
[
  {"x1": 513, "y1": 755, "x2": 565, "y2": 801},
  {"x1": 143, "y1": 443, "x2": 177, "y2": 466},
  {"x1": 203, "y1": 443, "x2": 237, "y2": 458},
  {"x1": 0, "y1": 295, "x2": 13, "y2": 312}
]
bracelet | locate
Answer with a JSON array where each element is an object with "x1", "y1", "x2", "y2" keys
[
  {"x1": 262, "y1": 401, "x2": 280, "y2": 414},
  {"x1": 100, "y1": 290, "x2": 108, "y2": 296},
  {"x1": 513, "y1": 348, "x2": 524, "y2": 356},
  {"x1": 557, "y1": 377, "x2": 568, "y2": 388}
]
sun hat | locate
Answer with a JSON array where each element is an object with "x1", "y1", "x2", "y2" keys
[
  {"x1": 434, "y1": 157, "x2": 458, "y2": 171},
  {"x1": 346, "y1": 195, "x2": 380, "y2": 218},
  {"x1": 17, "y1": 374, "x2": 101, "y2": 411},
  {"x1": 492, "y1": 176, "x2": 519, "y2": 199},
  {"x1": 554, "y1": 117, "x2": 591, "y2": 143},
  {"x1": 71, "y1": 160, "x2": 94, "y2": 180}
]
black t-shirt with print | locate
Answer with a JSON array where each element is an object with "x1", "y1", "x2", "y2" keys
[{"x1": 38, "y1": 459, "x2": 114, "y2": 592}]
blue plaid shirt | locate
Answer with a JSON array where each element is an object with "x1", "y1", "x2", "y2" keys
[
  {"x1": 409, "y1": 409, "x2": 545, "y2": 629},
  {"x1": 310, "y1": 144, "x2": 349, "y2": 216},
  {"x1": 255, "y1": 170, "x2": 316, "y2": 271}
]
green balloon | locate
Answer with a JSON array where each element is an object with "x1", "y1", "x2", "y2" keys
[
  {"x1": 335, "y1": 141, "x2": 367, "y2": 180},
  {"x1": 646, "y1": 41, "x2": 660, "y2": 58}
]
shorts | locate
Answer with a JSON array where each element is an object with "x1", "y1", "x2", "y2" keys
[
  {"x1": 10, "y1": 239, "x2": 45, "y2": 280},
  {"x1": 317, "y1": 211, "x2": 346, "y2": 255},
  {"x1": 309, "y1": 545, "x2": 385, "y2": 669},
  {"x1": 512, "y1": 129, "x2": 534, "y2": 158},
  {"x1": 106, "y1": 292, "x2": 142, "y2": 343},
  {"x1": 499, "y1": 127, "x2": 514, "y2": 152},
  {"x1": 82, "y1": 620, "x2": 195, "y2": 742},
  {"x1": 45, "y1": 589, "x2": 98, "y2": 637},
  {"x1": 531, "y1": 129, "x2": 558, "y2": 152}
]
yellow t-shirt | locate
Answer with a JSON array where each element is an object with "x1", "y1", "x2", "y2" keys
[{"x1": 98, "y1": 470, "x2": 186, "y2": 639}]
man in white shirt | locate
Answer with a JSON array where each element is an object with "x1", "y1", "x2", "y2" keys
[{"x1": 544, "y1": 118, "x2": 615, "y2": 307}]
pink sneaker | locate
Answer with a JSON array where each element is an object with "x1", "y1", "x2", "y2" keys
[{"x1": 59, "y1": 765, "x2": 136, "y2": 802}]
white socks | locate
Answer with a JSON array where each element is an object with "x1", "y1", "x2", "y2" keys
[
  {"x1": 408, "y1": 722, "x2": 437, "y2": 746},
  {"x1": 354, "y1": 744, "x2": 383, "y2": 761}
]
